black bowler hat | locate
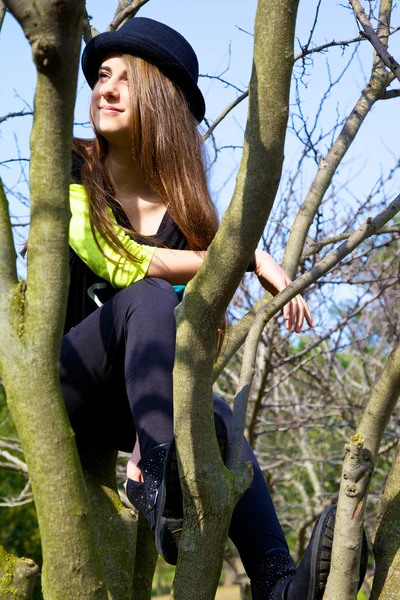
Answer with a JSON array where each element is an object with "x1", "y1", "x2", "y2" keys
[{"x1": 82, "y1": 17, "x2": 205, "y2": 122}]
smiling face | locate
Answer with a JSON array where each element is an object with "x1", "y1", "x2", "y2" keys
[{"x1": 91, "y1": 55, "x2": 132, "y2": 146}]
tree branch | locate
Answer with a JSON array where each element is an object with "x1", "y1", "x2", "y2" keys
[
  {"x1": 0, "y1": 448, "x2": 28, "y2": 474},
  {"x1": 203, "y1": 91, "x2": 248, "y2": 141},
  {"x1": 0, "y1": 177, "x2": 18, "y2": 296},
  {"x1": 350, "y1": 0, "x2": 400, "y2": 83},
  {"x1": 281, "y1": 71, "x2": 392, "y2": 279},
  {"x1": 294, "y1": 27, "x2": 400, "y2": 62},
  {"x1": 380, "y1": 87, "x2": 400, "y2": 98},
  {"x1": 173, "y1": 1, "x2": 300, "y2": 597},
  {"x1": 324, "y1": 340, "x2": 400, "y2": 600},
  {"x1": 0, "y1": 545, "x2": 39, "y2": 600},
  {"x1": 300, "y1": 225, "x2": 400, "y2": 261},
  {"x1": 0, "y1": 1, "x2": 5, "y2": 34},
  {"x1": 214, "y1": 191, "x2": 400, "y2": 381},
  {"x1": 371, "y1": 441, "x2": 400, "y2": 599},
  {"x1": 282, "y1": 0, "x2": 394, "y2": 279},
  {"x1": 107, "y1": 0, "x2": 149, "y2": 32},
  {"x1": 82, "y1": 5, "x2": 98, "y2": 43},
  {"x1": 0, "y1": 110, "x2": 33, "y2": 125}
]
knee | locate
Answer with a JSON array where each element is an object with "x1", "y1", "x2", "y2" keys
[{"x1": 116, "y1": 278, "x2": 180, "y2": 316}]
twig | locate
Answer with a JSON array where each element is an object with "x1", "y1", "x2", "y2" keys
[
  {"x1": 82, "y1": 6, "x2": 96, "y2": 43},
  {"x1": 107, "y1": 0, "x2": 149, "y2": 31},
  {"x1": 350, "y1": 0, "x2": 400, "y2": 82},
  {"x1": 203, "y1": 92, "x2": 248, "y2": 141},
  {"x1": 380, "y1": 88, "x2": 400, "y2": 99},
  {"x1": 199, "y1": 74, "x2": 245, "y2": 94},
  {"x1": 225, "y1": 193, "x2": 400, "y2": 465},
  {"x1": 0, "y1": 110, "x2": 33, "y2": 125},
  {"x1": 294, "y1": 27, "x2": 400, "y2": 62},
  {"x1": 0, "y1": 449, "x2": 28, "y2": 473},
  {"x1": 301, "y1": 225, "x2": 400, "y2": 261}
]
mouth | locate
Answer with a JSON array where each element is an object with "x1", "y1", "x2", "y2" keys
[{"x1": 99, "y1": 106, "x2": 124, "y2": 114}]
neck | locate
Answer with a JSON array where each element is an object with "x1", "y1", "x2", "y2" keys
[{"x1": 105, "y1": 144, "x2": 150, "y2": 198}]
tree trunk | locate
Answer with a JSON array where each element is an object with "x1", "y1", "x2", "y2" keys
[
  {"x1": 0, "y1": 2, "x2": 107, "y2": 598},
  {"x1": 172, "y1": 0, "x2": 299, "y2": 598}
]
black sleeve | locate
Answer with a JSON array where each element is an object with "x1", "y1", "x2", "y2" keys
[
  {"x1": 246, "y1": 254, "x2": 256, "y2": 272},
  {"x1": 71, "y1": 151, "x2": 84, "y2": 184}
]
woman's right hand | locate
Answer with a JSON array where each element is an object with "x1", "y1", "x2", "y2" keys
[{"x1": 254, "y1": 249, "x2": 314, "y2": 333}]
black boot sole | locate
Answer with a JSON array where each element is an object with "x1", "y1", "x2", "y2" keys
[{"x1": 307, "y1": 505, "x2": 336, "y2": 600}]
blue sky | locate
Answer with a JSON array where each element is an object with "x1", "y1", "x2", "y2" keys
[{"x1": 1, "y1": 1, "x2": 399, "y2": 247}]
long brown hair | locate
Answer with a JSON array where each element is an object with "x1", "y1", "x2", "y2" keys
[{"x1": 73, "y1": 54, "x2": 219, "y2": 262}]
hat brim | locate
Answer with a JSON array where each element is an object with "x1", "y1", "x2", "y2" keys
[{"x1": 82, "y1": 32, "x2": 205, "y2": 123}]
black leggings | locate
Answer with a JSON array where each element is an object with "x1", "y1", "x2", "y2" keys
[{"x1": 61, "y1": 278, "x2": 288, "y2": 577}]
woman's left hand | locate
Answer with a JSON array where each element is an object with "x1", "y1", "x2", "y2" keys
[{"x1": 254, "y1": 249, "x2": 314, "y2": 333}]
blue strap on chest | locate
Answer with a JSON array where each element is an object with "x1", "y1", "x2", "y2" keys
[{"x1": 172, "y1": 285, "x2": 186, "y2": 300}]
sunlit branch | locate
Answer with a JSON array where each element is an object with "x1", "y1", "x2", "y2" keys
[
  {"x1": 108, "y1": 0, "x2": 149, "y2": 32},
  {"x1": 350, "y1": 0, "x2": 400, "y2": 82}
]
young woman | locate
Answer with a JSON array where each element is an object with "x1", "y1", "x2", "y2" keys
[{"x1": 62, "y1": 17, "x2": 366, "y2": 600}]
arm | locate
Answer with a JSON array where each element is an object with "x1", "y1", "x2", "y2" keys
[
  {"x1": 254, "y1": 248, "x2": 314, "y2": 332},
  {"x1": 69, "y1": 184, "x2": 205, "y2": 287},
  {"x1": 147, "y1": 247, "x2": 205, "y2": 284},
  {"x1": 69, "y1": 185, "x2": 312, "y2": 330}
]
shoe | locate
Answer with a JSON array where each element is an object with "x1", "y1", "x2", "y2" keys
[
  {"x1": 251, "y1": 505, "x2": 368, "y2": 600},
  {"x1": 126, "y1": 414, "x2": 228, "y2": 565}
]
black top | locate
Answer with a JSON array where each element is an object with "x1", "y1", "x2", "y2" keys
[{"x1": 66, "y1": 153, "x2": 255, "y2": 333}]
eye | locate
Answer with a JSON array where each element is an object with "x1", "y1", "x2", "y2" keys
[{"x1": 98, "y1": 70, "x2": 110, "y2": 81}]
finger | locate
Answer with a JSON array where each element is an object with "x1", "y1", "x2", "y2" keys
[
  {"x1": 286, "y1": 298, "x2": 296, "y2": 331},
  {"x1": 302, "y1": 297, "x2": 314, "y2": 328},
  {"x1": 291, "y1": 297, "x2": 299, "y2": 331},
  {"x1": 283, "y1": 301, "x2": 291, "y2": 325},
  {"x1": 295, "y1": 297, "x2": 305, "y2": 333}
]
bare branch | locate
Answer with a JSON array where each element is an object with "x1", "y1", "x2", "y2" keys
[
  {"x1": 0, "y1": 448, "x2": 28, "y2": 474},
  {"x1": 282, "y1": 66, "x2": 393, "y2": 279},
  {"x1": 350, "y1": 0, "x2": 400, "y2": 82},
  {"x1": 107, "y1": 0, "x2": 149, "y2": 32},
  {"x1": 0, "y1": 177, "x2": 18, "y2": 295},
  {"x1": 294, "y1": 27, "x2": 400, "y2": 62},
  {"x1": 325, "y1": 339, "x2": 400, "y2": 599},
  {"x1": 203, "y1": 91, "x2": 248, "y2": 141},
  {"x1": 0, "y1": 110, "x2": 33, "y2": 125},
  {"x1": 301, "y1": 225, "x2": 400, "y2": 261},
  {"x1": 215, "y1": 192, "x2": 400, "y2": 380},
  {"x1": 380, "y1": 87, "x2": 400, "y2": 99},
  {"x1": 82, "y1": 5, "x2": 98, "y2": 43}
]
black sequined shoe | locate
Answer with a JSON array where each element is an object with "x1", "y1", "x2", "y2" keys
[
  {"x1": 126, "y1": 442, "x2": 170, "y2": 529},
  {"x1": 126, "y1": 414, "x2": 228, "y2": 565},
  {"x1": 251, "y1": 505, "x2": 368, "y2": 600}
]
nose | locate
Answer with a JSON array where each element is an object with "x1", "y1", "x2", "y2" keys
[{"x1": 100, "y1": 77, "x2": 119, "y2": 99}]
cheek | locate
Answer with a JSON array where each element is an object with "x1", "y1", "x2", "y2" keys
[{"x1": 91, "y1": 86, "x2": 101, "y2": 107}]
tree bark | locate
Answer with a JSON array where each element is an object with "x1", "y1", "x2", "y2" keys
[
  {"x1": 131, "y1": 514, "x2": 158, "y2": 600},
  {"x1": 324, "y1": 341, "x2": 400, "y2": 600},
  {"x1": 371, "y1": 441, "x2": 400, "y2": 600},
  {"x1": 0, "y1": 2, "x2": 107, "y2": 598},
  {"x1": 0, "y1": 1, "x2": 5, "y2": 33},
  {"x1": 0, "y1": 545, "x2": 39, "y2": 600},
  {"x1": 172, "y1": 0, "x2": 299, "y2": 598},
  {"x1": 282, "y1": 0, "x2": 394, "y2": 279},
  {"x1": 213, "y1": 0, "x2": 395, "y2": 371},
  {"x1": 81, "y1": 450, "x2": 137, "y2": 600}
]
